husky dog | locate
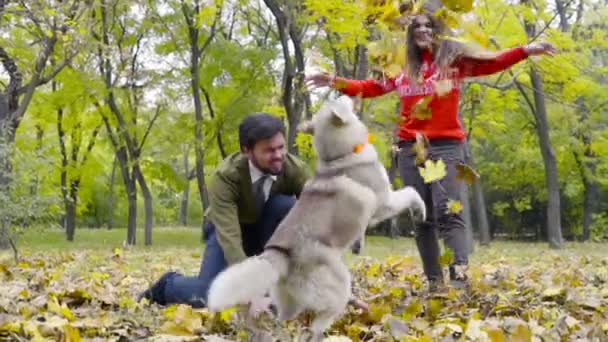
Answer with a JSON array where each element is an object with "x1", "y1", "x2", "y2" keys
[{"x1": 207, "y1": 95, "x2": 425, "y2": 341}]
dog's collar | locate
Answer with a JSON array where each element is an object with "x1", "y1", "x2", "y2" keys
[
  {"x1": 324, "y1": 134, "x2": 373, "y2": 163},
  {"x1": 353, "y1": 133, "x2": 373, "y2": 153}
]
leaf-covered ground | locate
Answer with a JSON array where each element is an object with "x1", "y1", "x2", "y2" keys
[{"x1": 1, "y1": 229, "x2": 607, "y2": 341}]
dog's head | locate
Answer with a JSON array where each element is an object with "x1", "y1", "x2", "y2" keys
[{"x1": 298, "y1": 95, "x2": 369, "y2": 162}]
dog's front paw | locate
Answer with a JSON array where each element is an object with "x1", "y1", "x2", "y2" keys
[{"x1": 404, "y1": 187, "x2": 426, "y2": 223}]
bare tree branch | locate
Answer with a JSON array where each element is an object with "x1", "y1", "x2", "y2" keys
[{"x1": 138, "y1": 104, "x2": 163, "y2": 153}]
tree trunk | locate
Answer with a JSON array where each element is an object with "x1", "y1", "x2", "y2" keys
[
  {"x1": 580, "y1": 173, "x2": 599, "y2": 241},
  {"x1": 555, "y1": 0, "x2": 571, "y2": 32},
  {"x1": 183, "y1": 0, "x2": 210, "y2": 214},
  {"x1": 65, "y1": 183, "x2": 78, "y2": 241},
  {"x1": 463, "y1": 141, "x2": 491, "y2": 245},
  {"x1": 179, "y1": 148, "x2": 190, "y2": 226},
  {"x1": 522, "y1": 13, "x2": 563, "y2": 249},
  {"x1": 107, "y1": 155, "x2": 117, "y2": 230},
  {"x1": 573, "y1": 137, "x2": 599, "y2": 241},
  {"x1": 134, "y1": 164, "x2": 153, "y2": 246},
  {"x1": 529, "y1": 68, "x2": 563, "y2": 249},
  {"x1": 263, "y1": 0, "x2": 308, "y2": 154},
  {"x1": 115, "y1": 147, "x2": 137, "y2": 245},
  {"x1": 460, "y1": 183, "x2": 475, "y2": 253}
]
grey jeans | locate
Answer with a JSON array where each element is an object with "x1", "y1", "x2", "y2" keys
[{"x1": 397, "y1": 139, "x2": 469, "y2": 282}]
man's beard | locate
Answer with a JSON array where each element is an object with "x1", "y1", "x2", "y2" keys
[{"x1": 251, "y1": 156, "x2": 283, "y2": 176}]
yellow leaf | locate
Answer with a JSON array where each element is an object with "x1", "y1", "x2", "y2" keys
[
  {"x1": 440, "y1": 0, "x2": 473, "y2": 12},
  {"x1": 402, "y1": 299, "x2": 423, "y2": 319},
  {"x1": 366, "y1": 263, "x2": 382, "y2": 278},
  {"x1": 435, "y1": 8, "x2": 461, "y2": 28},
  {"x1": 0, "y1": 263, "x2": 11, "y2": 278},
  {"x1": 219, "y1": 307, "x2": 237, "y2": 322},
  {"x1": 363, "y1": 303, "x2": 392, "y2": 324},
  {"x1": 389, "y1": 287, "x2": 404, "y2": 299},
  {"x1": 439, "y1": 248, "x2": 454, "y2": 267},
  {"x1": 161, "y1": 304, "x2": 203, "y2": 335},
  {"x1": 412, "y1": 131, "x2": 429, "y2": 165},
  {"x1": 541, "y1": 287, "x2": 565, "y2": 300},
  {"x1": 346, "y1": 324, "x2": 363, "y2": 342},
  {"x1": 62, "y1": 324, "x2": 82, "y2": 342},
  {"x1": 486, "y1": 328, "x2": 506, "y2": 342},
  {"x1": 0, "y1": 321, "x2": 21, "y2": 334},
  {"x1": 418, "y1": 159, "x2": 447, "y2": 183},
  {"x1": 412, "y1": 96, "x2": 433, "y2": 120},
  {"x1": 447, "y1": 199, "x2": 463, "y2": 214},
  {"x1": 159, "y1": 322, "x2": 192, "y2": 336},
  {"x1": 455, "y1": 163, "x2": 480, "y2": 184},
  {"x1": 21, "y1": 321, "x2": 44, "y2": 342},
  {"x1": 48, "y1": 297, "x2": 76, "y2": 321},
  {"x1": 463, "y1": 22, "x2": 490, "y2": 48},
  {"x1": 426, "y1": 299, "x2": 442, "y2": 319},
  {"x1": 510, "y1": 324, "x2": 532, "y2": 342},
  {"x1": 334, "y1": 79, "x2": 349, "y2": 91},
  {"x1": 112, "y1": 248, "x2": 122, "y2": 258}
]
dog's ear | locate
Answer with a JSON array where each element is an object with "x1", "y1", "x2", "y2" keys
[
  {"x1": 297, "y1": 120, "x2": 315, "y2": 134},
  {"x1": 330, "y1": 109, "x2": 348, "y2": 127}
]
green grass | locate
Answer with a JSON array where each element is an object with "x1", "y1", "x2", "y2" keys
[
  {"x1": 11, "y1": 226, "x2": 205, "y2": 251},
  {"x1": 4, "y1": 227, "x2": 607, "y2": 266}
]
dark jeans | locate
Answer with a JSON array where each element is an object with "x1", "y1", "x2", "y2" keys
[
  {"x1": 397, "y1": 139, "x2": 469, "y2": 282},
  {"x1": 162, "y1": 194, "x2": 296, "y2": 307}
]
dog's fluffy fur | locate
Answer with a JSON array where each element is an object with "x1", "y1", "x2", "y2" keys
[{"x1": 207, "y1": 95, "x2": 425, "y2": 341}]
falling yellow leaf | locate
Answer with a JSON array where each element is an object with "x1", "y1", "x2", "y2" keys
[
  {"x1": 334, "y1": 79, "x2": 349, "y2": 91},
  {"x1": 418, "y1": 159, "x2": 447, "y2": 183},
  {"x1": 112, "y1": 248, "x2": 122, "y2": 258},
  {"x1": 456, "y1": 163, "x2": 480, "y2": 184},
  {"x1": 439, "y1": 248, "x2": 454, "y2": 267},
  {"x1": 447, "y1": 199, "x2": 463, "y2": 214},
  {"x1": 440, "y1": 0, "x2": 474, "y2": 12},
  {"x1": 434, "y1": 8, "x2": 461, "y2": 28},
  {"x1": 412, "y1": 96, "x2": 433, "y2": 120},
  {"x1": 412, "y1": 131, "x2": 429, "y2": 165},
  {"x1": 463, "y1": 22, "x2": 491, "y2": 48}
]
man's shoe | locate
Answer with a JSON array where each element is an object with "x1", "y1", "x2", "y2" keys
[
  {"x1": 428, "y1": 278, "x2": 447, "y2": 294},
  {"x1": 137, "y1": 271, "x2": 177, "y2": 305},
  {"x1": 448, "y1": 264, "x2": 469, "y2": 289}
]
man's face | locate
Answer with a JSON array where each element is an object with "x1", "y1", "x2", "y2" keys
[{"x1": 244, "y1": 133, "x2": 286, "y2": 175}]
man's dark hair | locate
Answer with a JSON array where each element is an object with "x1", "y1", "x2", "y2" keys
[{"x1": 239, "y1": 113, "x2": 285, "y2": 151}]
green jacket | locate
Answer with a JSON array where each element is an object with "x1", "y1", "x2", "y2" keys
[{"x1": 206, "y1": 151, "x2": 311, "y2": 265}]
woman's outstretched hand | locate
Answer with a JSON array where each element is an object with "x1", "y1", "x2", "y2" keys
[
  {"x1": 305, "y1": 73, "x2": 334, "y2": 90},
  {"x1": 524, "y1": 41, "x2": 557, "y2": 56}
]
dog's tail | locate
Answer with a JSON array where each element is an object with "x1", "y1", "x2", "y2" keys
[{"x1": 207, "y1": 248, "x2": 288, "y2": 312}]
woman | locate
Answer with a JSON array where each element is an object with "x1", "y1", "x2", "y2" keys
[{"x1": 306, "y1": 12, "x2": 556, "y2": 291}]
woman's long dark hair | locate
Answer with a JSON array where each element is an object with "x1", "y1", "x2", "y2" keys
[{"x1": 406, "y1": 12, "x2": 498, "y2": 82}]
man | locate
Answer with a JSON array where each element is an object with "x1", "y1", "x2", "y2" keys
[{"x1": 139, "y1": 113, "x2": 310, "y2": 307}]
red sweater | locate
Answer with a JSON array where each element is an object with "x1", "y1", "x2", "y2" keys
[{"x1": 338, "y1": 47, "x2": 529, "y2": 142}]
